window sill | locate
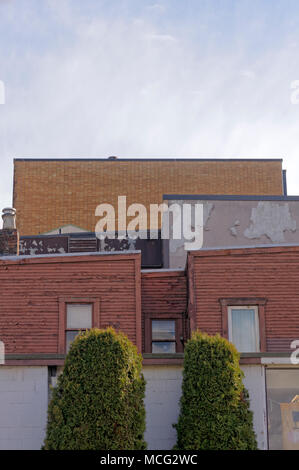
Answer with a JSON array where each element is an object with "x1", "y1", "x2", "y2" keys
[{"x1": 142, "y1": 353, "x2": 184, "y2": 365}]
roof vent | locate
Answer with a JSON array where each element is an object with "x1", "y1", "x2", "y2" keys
[
  {"x1": 108, "y1": 156, "x2": 118, "y2": 160},
  {"x1": 2, "y1": 207, "x2": 16, "y2": 229}
]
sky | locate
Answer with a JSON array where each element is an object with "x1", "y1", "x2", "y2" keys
[{"x1": 1, "y1": 0, "x2": 299, "y2": 206}]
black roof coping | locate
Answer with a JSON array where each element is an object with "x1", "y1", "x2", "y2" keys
[
  {"x1": 13, "y1": 157, "x2": 283, "y2": 162},
  {"x1": 163, "y1": 194, "x2": 299, "y2": 201}
]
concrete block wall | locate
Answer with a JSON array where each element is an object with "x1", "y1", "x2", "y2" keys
[
  {"x1": 0, "y1": 364, "x2": 267, "y2": 450},
  {"x1": 143, "y1": 364, "x2": 267, "y2": 450},
  {"x1": 241, "y1": 365, "x2": 268, "y2": 450},
  {"x1": 0, "y1": 366, "x2": 48, "y2": 450},
  {"x1": 143, "y1": 365, "x2": 183, "y2": 450}
]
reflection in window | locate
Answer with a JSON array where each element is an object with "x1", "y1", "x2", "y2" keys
[
  {"x1": 266, "y1": 369, "x2": 299, "y2": 450},
  {"x1": 152, "y1": 320, "x2": 176, "y2": 353},
  {"x1": 66, "y1": 304, "x2": 92, "y2": 352}
]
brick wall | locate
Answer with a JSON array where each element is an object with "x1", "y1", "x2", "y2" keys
[
  {"x1": 0, "y1": 229, "x2": 19, "y2": 256},
  {"x1": 141, "y1": 270, "x2": 188, "y2": 351},
  {"x1": 0, "y1": 252, "x2": 141, "y2": 354},
  {"x1": 189, "y1": 246, "x2": 299, "y2": 352},
  {"x1": 13, "y1": 159, "x2": 284, "y2": 235}
]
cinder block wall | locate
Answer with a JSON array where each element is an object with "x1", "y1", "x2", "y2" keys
[
  {"x1": 0, "y1": 366, "x2": 48, "y2": 450},
  {"x1": 0, "y1": 364, "x2": 267, "y2": 450},
  {"x1": 241, "y1": 365, "x2": 268, "y2": 450},
  {"x1": 142, "y1": 364, "x2": 267, "y2": 450},
  {"x1": 143, "y1": 365, "x2": 183, "y2": 450}
]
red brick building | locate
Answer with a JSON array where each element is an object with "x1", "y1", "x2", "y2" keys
[
  {"x1": 188, "y1": 245, "x2": 299, "y2": 354},
  {"x1": 1, "y1": 181, "x2": 299, "y2": 450},
  {"x1": 0, "y1": 252, "x2": 141, "y2": 359}
]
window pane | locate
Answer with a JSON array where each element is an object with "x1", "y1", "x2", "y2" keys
[
  {"x1": 66, "y1": 330, "x2": 80, "y2": 352},
  {"x1": 67, "y1": 304, "x2": 92, "y2": 329},
  {"x1": 152, "y1": 342, "x2": 176, "y2": 354},
  {"x1": 266, "y1": 369, "x2": 299, "y2": 450},
  {"x1": 231, "y1": 308, "x2": 257, "y2": 352},
  {"x1": 152, "y1": 320, "x2": 175, "y2": 340}
]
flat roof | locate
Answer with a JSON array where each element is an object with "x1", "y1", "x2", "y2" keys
[
  {"x1": 14, "y1": 157, "x2": 283, "y2": 162},
  {"x1": 0, "y1": 250, "x2": 141, "y2": 262},
  {"x1": 163, "y1": 194, "x2": 299, "y2": 201},
  {"x1": 189, "y1": 243, "x2": 299, "y2": 257}
]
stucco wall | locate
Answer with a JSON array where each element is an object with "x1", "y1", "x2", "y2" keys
[
  {"x1": 0, "y1": 366, "x2": 48, "y2": 450},
  {"x1": 165, "y1": 198, "x2": 299, "y2": 269}
]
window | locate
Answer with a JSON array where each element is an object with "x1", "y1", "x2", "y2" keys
[
  {"x1": 266, "y1": 369, "x2": 299, "y2": 450},
  {"x1": 144, "y1": 316, "x2": 184, "y2": 354},
  {"x1": 151, "y1": 320, "x2": 176, "y2": 353},
  {"x1": 66, "y1": 304, "x2": 92, "y2": 352},
  {"x1": 58, "y1": 297, "x2": 100, "y2": 354},
  {"x1": 228, "y1": 306, "x2": 260, "y2": 353},
  {"x1": 219, "y1": 298, "x2": 266, "y2": 353}
]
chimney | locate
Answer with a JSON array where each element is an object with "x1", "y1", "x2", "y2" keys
[{"x1": 0, "y1": 208, "x2": 19, "y2": 256}]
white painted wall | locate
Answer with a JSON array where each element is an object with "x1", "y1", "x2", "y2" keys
[
  {"x1": 0, "y1": 364, "x2": 267, "y2": 450},
  {"x1": 241, "y1": 365, "x2": 268, "y2": 450},
  {"x1": 143, "y1": 364, "x2": 268, "y2": 450},
  {"x1": 143, "y1": 365, "x2": 183, "y2": 450},
  {"x1": 0, "y1": 366, "x2": 48, "y2": 450}
]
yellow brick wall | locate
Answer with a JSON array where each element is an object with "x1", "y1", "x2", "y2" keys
[{"x1": 13, "y1": 159, "x2": 283, "y2": 235}]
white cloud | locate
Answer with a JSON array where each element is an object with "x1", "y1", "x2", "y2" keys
[
  {"x1": 240, "y1": 69, "x2": 256, "y2": 79},
  {"x1": 146, "y1": 3, "x2": 166, "y2": 12},
  {"x1": 0, "y1": 1, "x2": 299, "y2": 210},
  {"x1": 146, "y1": 33, "x2": 177, "y2": 42}
]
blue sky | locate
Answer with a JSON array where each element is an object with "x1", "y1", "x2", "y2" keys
[{"x1": 1, "y1": 0, "x2": 299, "y2": 206}]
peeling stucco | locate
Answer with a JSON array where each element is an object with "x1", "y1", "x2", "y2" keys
[
  {"x1": 244, "y1": 202, "x2": 297, "y2": 243},
  {"x1": 230, "y1": 219, "x2": 240, "y2": 237}
]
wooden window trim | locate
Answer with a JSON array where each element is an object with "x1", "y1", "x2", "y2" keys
[
  {"x1": 144, "y1": 313, "x2": 184, "y2": 353},
  {"x1": 219, "y1": 298, "x2": 267, "y2": 352},
  {"x1": 58, "y1": 297, "x2": 100, "y2": 353}
]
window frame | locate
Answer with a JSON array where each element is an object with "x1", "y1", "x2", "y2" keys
[
  {"x1": 151, "y1": 319, "x2": 177, "y2": 354},
  {"x1": 228, "y1": 305, "x2": 260, "y2": 353},
  {"x1": 58, "y1": 297, "x2": 100, "y2": 353},
  {"x1": 219, "y1": 297, "x2": 267, "y2": 353},
  {"x1": 144, "y1": 314, "x2": 184, "y2": 354}
]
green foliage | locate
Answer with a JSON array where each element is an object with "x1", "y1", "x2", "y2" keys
[
  {"x1": 43, "y1": 328, "x2": 146, "y2": 450},
  {"x1": 174, "y1": 332, "x2": 257, "y2": 450}
]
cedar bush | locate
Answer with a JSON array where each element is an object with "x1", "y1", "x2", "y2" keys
[
  {"x1": 43, "y1": 328, "x2": 146, "y2": 450},
  {"x1": 174, "y1": 332, "x2": 257, "y2": 450}
]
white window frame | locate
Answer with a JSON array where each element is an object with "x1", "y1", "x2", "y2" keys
[{"x1": 228, "y1": 305, "x2": 260, "y2": 353}]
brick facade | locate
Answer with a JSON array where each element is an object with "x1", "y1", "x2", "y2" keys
[
  {"x1": 0, "y1": 229, "x2": 19, "y2": 256},
  {"x1": 13, "y1": 159, "x2": 284, "y2": 235},
  {"x1": 2, "y1": 244, "x2": 298, "y2": 362},
  {"x1": 0, "y1": 252, "x2": 141, "y2": 355},
  {"x1": 188, "y1": 246, "x2": 299, "y2": 352},
  {"x1": 141, "y1": 270, "x2": 188, "y2": 352}
]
